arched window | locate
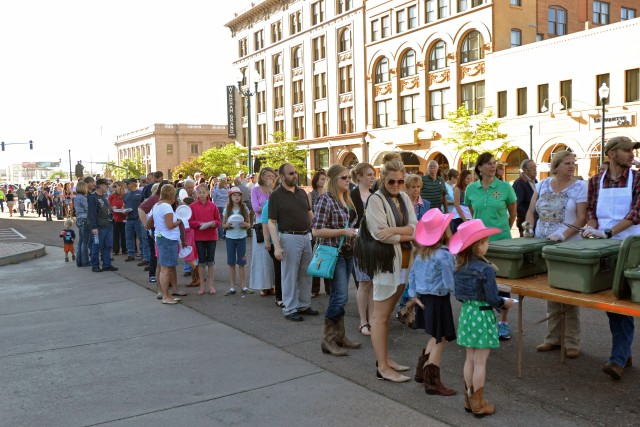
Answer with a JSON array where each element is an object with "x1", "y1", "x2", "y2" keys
[
  {"x1": 292, "y1": 46, "x2": 303, "y2": 68},
  {"x1": 548, "y1": 6, "x2": 567, "y2": 36},
  {"x1": 375, "y1": 57, "x2": 389, "y2": 83},
  {"x1": 400, "y1": 49, "x2": 416, "y2": 77},
  {"x1": 429, "y1": 41, "x2": 447, "y2": 71},
  {"x1": 460, "y1": 31, "x2": 484, "y2": 63},
  {"x1": 339, "y1": 27, "x2": 352, "y2": 52},
  {"x1": 273, "y1": 53, "x2": 283, "y2": 75}
]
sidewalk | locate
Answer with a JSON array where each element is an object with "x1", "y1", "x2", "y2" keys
[
  {"x1": 0, "y1": 246, "x2": 446, "y2": 427},
  {"x1": 0, "y1": 242, "x2": 46, "y2": 266}
]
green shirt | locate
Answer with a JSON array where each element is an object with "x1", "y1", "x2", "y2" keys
[
  {"x1": 420, "y1": 174, "x2": 447, "y2": 212},
  {"x1": 464, "y1": 178, "x2": 517, "y2": 241}
]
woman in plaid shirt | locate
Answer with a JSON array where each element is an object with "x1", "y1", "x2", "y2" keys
[{"x1": 312, "y1": 165, "x2": 360, "y2": 357}]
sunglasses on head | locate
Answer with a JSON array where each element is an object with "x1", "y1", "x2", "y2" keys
[{"x1": 387, "y1": 179, "x2": 405, "y2": 186}]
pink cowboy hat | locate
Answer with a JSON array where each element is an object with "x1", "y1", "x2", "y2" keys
[
  {"x1": 415, "y1": 208, "x2": 454, "y2": 247},
  {"x1": 449, "y1": 219, "x2": 502, "y2": 254}
]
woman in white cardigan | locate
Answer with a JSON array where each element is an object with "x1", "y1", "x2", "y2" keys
[{"x1": 366, "y1": 153, "x2": 417, "y2": 382}]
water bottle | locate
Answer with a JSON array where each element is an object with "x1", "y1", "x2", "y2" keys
[{"x1": 93, "y1": 234, "x2": 99, "y2": 245}]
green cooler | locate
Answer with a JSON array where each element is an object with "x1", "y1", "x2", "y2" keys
[
  {"x1": 486, "y1": 238, "x2": 556, "y2": 279},
  {"x1": 623, "y1": 268, "x2": 640, "y2": 303},
  {"x1": 612, "y1": 235, "x2": 640, "y2": 299},
  {"x1": 542, "y1": 239, "x2": 622, "y2": 293}
]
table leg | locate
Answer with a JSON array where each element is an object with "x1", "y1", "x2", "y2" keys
[
  {"x1": 560, "y1": 304, "x2": 566, "y2": 363},
  {"x1": 518, "y1": 294, "x2": 524, "y2": 379}
]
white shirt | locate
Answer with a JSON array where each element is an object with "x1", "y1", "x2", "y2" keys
[{"x1": 152, "y1": 202, "x2": 180, "y2": 241}]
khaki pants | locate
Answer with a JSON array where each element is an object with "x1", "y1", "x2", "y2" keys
[{"x1": 544, "y1": 302, "x2": 581, "y2": 350}]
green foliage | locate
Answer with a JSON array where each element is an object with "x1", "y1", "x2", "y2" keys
[
  {"x1": 172, "y1": 156, "x2": 208, "y2": 180},
  {"x1": 105, "y1": 154, "x2": 145, "y2": 180},
  {"x1": 443, "y1": 106, "x2": 510, "y2": 169},
  {"x1": 48, "y1": 170, "x2": 68, "y2": 179},
  {"x1": 198, "y1": 144, "x2": 248, "y2": 178},
  {"x1": 259, "y1": 132, "x2": 307, "y2": 178}
]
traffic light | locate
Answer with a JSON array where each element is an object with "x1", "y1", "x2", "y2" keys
[
  {"x1": 29, "y1": 140, "x2": 33, "y2": 149},
  {"x1": 1, "y1": 141, "x2": 4, "y2": 151}
]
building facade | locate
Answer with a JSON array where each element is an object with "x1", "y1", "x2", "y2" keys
[{"x1": 114, "y1": 124, "x2": 232, "y2": 178}]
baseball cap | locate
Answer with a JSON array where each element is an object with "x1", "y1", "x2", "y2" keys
[{"x1": 604, "y1": 136, "x2": 640, "y2": 154}]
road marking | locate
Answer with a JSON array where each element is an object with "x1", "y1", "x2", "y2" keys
[{"x1": 0, "y1": 228, "x2": 26, "y2": 240}]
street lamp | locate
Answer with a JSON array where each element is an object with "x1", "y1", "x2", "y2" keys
[
  {"x1": 237, "y1": 70, "x2": 260, "y2": 174},
  {"x1": 599, "y1": 82, "x2": 610, "y2": 165}
]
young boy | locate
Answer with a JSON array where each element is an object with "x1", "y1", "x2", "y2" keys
[{"x1": 60, "y1": 219, "x2": 76, "y2": 262}]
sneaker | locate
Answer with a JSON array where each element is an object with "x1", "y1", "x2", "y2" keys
[
  {"x1": 298, "y1": 307, "x2": 320, "y2": 316},
  {"x1": 224, "y1": 289, "x2": 237, "y2": 296},
  {"x1": 124, "y1": 256, "x2": 136, "y2": 262},
  {"x1": 241, "y1": 288, "x2": 254, "y2": 294},
  {"x1": 92, "y1": 268, "x2": 103, "y2": 273},
  {"x1": 65, "y1": 257, "x2": 69, "y2": 262},
  {"x1": 149, "y1": 276, "x2": 157, "y2": 283},
  {"x1": 603, "y1": 362, "x2": 624, "y2": 380},
  {"x1": 137, "y1": 260, "x2": 149, "y2": 266},
  {"x1": 285, "y1": 313, "x2": 304, "y2": 322},
  {"x1": 498, "y1": 322, "x2": 511, "y2": 340}
]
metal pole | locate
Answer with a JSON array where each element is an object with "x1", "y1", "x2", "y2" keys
[
  {"x1": 529, "y1": 125, "x2": 533, "y2": 160},
  {"x1": 601, "y1": 99, "x2": 606, "y2": 166},
  {"x1": 247, "y1": 90, "x2": 252, "y2": 175},
  {"x1": 68, "y1": 150, "x2": 72, "y2": 181}
]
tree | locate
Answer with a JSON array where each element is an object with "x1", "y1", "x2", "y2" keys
[
  {"x1": 172, "y1": 156, "x2": 208, "y2": 180},
  {"x1": 48, "y1": 170, "x2": 68, "y2": 180},
  {"x1": 198, "y1": 144, "x2": 248, "y2": 178},
  {"x1": 259, "y1": 131, "x2": 308, "y2": 178},
  {"x1": 443, "y1": 106, "x2": 510, "y2": 170},
  {"x1": 104, "y1": 154, "x2": 146, "y2": 180}
]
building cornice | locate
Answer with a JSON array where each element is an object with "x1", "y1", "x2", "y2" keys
[{"x1": 225, "y1": 0, "x2": 293, "y2": 36}]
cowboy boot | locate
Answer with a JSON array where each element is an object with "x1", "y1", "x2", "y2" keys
[
  {"x1": 321, "y1": 318, "x2": 348, "y2": 356},
  {"x1": 335, "y1": 315, "x2": 361, "y2": 349},
  {"x1": 414, "y1": 348, "x2": 430, "y2": 383},
  {"x1": 188, "y1": 267, "x2": 200, "y2": 287},
  {"x1": 463, "y1": 382, "x2": 473, "y2": 413},
  {"x1": 422, "y1": 364, "x2": 438, "y2": 395},
  {"x1": 425, "y1": 364, "x2": 457, "y2": 396},
  {"x1": 469, "y1": 387, "x2": 495, "y2": 417}
]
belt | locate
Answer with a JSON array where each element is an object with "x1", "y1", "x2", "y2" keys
[
  {"x1": 479, "y1": 305, "x2": 493, "y2": 311},
  {"x1": 281, "y1": 230, "x2": 308, "y2": 235}
]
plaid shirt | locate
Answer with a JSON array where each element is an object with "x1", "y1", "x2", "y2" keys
[
  {"x1": 587, "y1": 168, "x2": 640, "y2": 224},
  {"x1": 312, "y1": 192, "x2": 357, "y2": 249}
]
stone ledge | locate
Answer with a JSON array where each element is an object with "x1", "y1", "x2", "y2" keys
[{"x1": 0, "y1": 243, "x2": 47, "y2": 267}]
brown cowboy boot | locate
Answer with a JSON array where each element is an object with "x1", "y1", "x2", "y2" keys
[
  {"x1": 469, "y1": 387, "x2": 495, "y2": 417},
  {"x1": 463, "y1": 382, "x2": 472, "y2": 412},
  {"x1": 414, "y1": 348, "x2": 430, "y2": 383},
  {"x1": 321, "y1": 318, "x2": 348, "y2": 356},
  {"x1": 187, "y1": 267, "x2": 200, "y2": 287},
  {"x1": 334, "y1": 315, "x2": 361, "y2": 349},
  {"x1": 423, "y1": 364, "x2": 457, "y2": 396}
]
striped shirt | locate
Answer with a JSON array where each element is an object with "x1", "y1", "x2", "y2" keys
[{"x1": 420, "y1": 174, "x2": 447, "y2": 212}]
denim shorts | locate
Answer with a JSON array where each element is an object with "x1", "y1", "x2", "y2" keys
[
  {"x1": 226, "y1": 237, "x2": 247, "y2": 266},
  {"x1": 156, "y1": 235, "x2": 179, "y2": 267},
  {"x1": 196, "y1": 240, "x2": 216, "y2": 264}
]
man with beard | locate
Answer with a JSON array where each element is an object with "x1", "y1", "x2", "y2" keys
[
  {"x1": 268, "y1": 164, "x2": 319, "y2": 322},
  {"x1": 582, "y1": 136, "x2": 640, "y2": 380}
]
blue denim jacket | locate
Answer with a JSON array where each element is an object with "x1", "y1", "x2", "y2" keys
[
  {"x1": 408, "y1": 246, "x2": 455, "y2": 297},
  {"x1": 454, "y1": 257, "x2": 505, "y2": 311}
]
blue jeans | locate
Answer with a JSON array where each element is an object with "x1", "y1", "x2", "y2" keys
[
  {"x1": 76, "y1": 218, "x2": 90, "y2": 266},
  {"x1": 91, "y1": 225, "x2": 113, "y2": 269},
  {"x1": 325, "y1": 255, "x2": 354, "y2": 321},
  {"x1": 226, "y1": 237, "x2": 247, "y2": 266},
  {"x1": 125, "y1": 219, "x2": 150, "y2": 260},
  {"x1": 607, "y1": 312, "x2": 635, "y2": 366}
]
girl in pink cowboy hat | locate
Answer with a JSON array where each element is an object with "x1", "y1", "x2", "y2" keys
[
  {"x1": 450, "y1": 219, "x2": 515, "y2": 417},
  {"x1": 407, "y1": 208, "x2": 457, "y2": 397}
]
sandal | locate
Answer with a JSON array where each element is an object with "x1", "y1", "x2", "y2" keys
[
  {"x1": 359, "y1": 323, "x2": 371, "y2": 336},
  {"x1": 209, "y1": 288, "x2": 217, "y2": 295},
  {"x1": 162, "y1": 299, "x2": 178, "y2": 305},
  {"x1": 276, "y1": 301, "x2": 284, "y2": 308},
  {"x1": 197, "y1": 289, "x2": 205, "y2": 296}
]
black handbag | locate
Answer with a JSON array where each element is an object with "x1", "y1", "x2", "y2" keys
[
  {"x1": 253, "y1": 223, "x2": 265, "y2": 243},
  {"x1": 354, "y1": 194, "x2": 395, "y2": 277}
]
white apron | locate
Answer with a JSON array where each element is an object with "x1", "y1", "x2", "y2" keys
[{"x1": 596, "y1": 170, "x2": 640, "y2": 240}]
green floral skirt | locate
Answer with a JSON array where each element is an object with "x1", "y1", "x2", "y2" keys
[{"x1": 457, "y1": 300, "x2": 500, "y2": 349}]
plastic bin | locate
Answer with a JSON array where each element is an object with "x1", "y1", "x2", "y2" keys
[
  {"x1": 486, "y1": 238, "x2": 556, "y2": 279},
  {"x1": 624, "y1": 268, "x2": 640, "y2": 303},
  {"x1": 542, "y1": 239, "x2": 622, "y2": 293},
  {"x1": 612, "y1": 235, "x2": 640, "y2": 299}
]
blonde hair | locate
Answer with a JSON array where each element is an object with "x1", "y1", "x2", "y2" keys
[
  {"x1": 404, "y1": 174, "x2": 422, "y2": 189},
  {"x1": 379, "y1": 153, "x2": 405, "y2": 180},
  {"x1": 415, "y1": 227, "x2": 451, "y2": 260},
  {"x1": 113, "y1": 181, "x2": 125, "y2": 196},
  {"x1": 160, "y1": 184, "x2": 176, "y2": 201},
  {"x1": 550, "y1": 150, "x2": 575, "y2": 175},
  {"x1": 352, "y1": 162, "x2": 374, "y2": 183},
  {"x1": 64, "y1": 219, "x2": 73, "y2": 228},
  {"x1": 325, "y1": 164, "x2": 355, "y2": 211},
  {"x1": 76, "y1": 181, "x2": 87, "y2": 195},
  {"x1": 455, "y1": 237, "x2": 497, "y2": 271}
]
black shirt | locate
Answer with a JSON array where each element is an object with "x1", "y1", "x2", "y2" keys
[{"x1": 268, "y1": 185, "x2": 311, "y2": 232}]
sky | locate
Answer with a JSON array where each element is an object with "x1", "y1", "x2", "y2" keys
[{"x1": 0, "y1": 0, "x2": 252, "y2": 173}]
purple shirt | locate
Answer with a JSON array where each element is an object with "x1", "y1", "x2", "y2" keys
[{"x1": 251, "y1": 186, "x2": 270, "y2": 215}]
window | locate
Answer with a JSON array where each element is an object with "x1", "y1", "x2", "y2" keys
[
  {"x1": 273, "y1": 54, "x2": 283, "y2": 75},
  {"x1": 473, "y1": 0, "x2": 484, "y2": 6},
  {"x1": 293, "y1": 116, "x2": 305, "y2": 139},
  {"x1": 254, "y1": 30, "x2": 264, "y2": 50},
  {"x1": 426, "y1": 0, "x2": 436, "y2": 23},
  {"x1": 408, "y1": 6, "x2": 418, "y2": 29},
  {"x1": 593, "y1": 1, "x2": 610, "y2": 24},
  {"x1": 461, "y1": 81, "x2": 485, "y2": 114},
  {"x1": 510, "y1": 0, "x2": 521, "y2": 5},
  {"x1": 439, "y1": 0, "x2": 449, "y2": 18},
  {"x1": 271, "y1": 21, "x2": 282, "y2": 43},
  {"x1": 429, "y1": 88, "x2": 450, "y2": 120},
  {"x1": 622, "y1": 7, "x2": 636, "y2": 20},
  {"x1": 339, "y1": 28, "x2": 352, "y2": 52},
  {"x1": 293, "y1": 80, "x2": 304, "y2": 104},
  {"x1": 292, "y1": 46, "x2": 303, "y2": 68},
  {"x1": 596, "y1": 74, "x2": 610, "y2": 105},
  {"x1": 511, "y1": 29, "x2": 522, "y2": 47},
  {"x1": 257, "y1": 124, "x2": 267, "y2": 146},
  {"x1": 274, "y1": 119, "x2": 284, "y2": 134},
  {"x1": 626, "y1": 69, "x2": 639, "y2": 102},
  {"x1": 548, "y1": 6, "x2": 567, "y2": 35},
  {"x1": 311, "y1": 1, "x2": 325, "y2": 25},
  {"x1": 497, "y1": 91, "x2": 507, "y2": 118},
  {"x1": 339, "y1": 65, "x2": 353, "y2": 93},
  {"x1": 190, "y1": 144, "x2": 199, "y2": 155},
  {"x1": 375, "y1": 99, "x2": 392, "y2": 128},
  {"x1": 313, "y1": 36, "x2": 326, "y2": 61},
  {"x1": 536, "y1": 33, "x2": 544, "y2": 41},
  {"x1": 397, "y1": 10, "x2": 406, "y2": 33},
  {"x1": 538, "y1": 84, "x2": 549, "y2": 112},
  {"x1": 339, "y1": 107, "x2": 354, "y2": 134},
  {"x1": 381, "y1": 16, "x2": 390, "y2": 38},
  {"x1": 166, "y1": 144, "x2": 173, "y2": 155},
  {"x1": 375, "y1": 57, "x2": 389, "y2": 83},
  {"x1": 400, "y1": 49, "x2": 417, "y2": 77},
  {"x1": 314, "y1": 73, "x2": 327, "y2": 100},
  {"x1": 401, "y1": 94, "x2": 420, "y2": 124},
  {"x1": 238, "y1": 38, "x2": 248, "y2": 57},
  {"x1": 274, "y1": 86, "x2": 284, "y2": 109},
  {"x1": 240, "y1": 67, "x2": 248, "y2": 86},
  {"x1": 256, "y1": 91, "x2": 266, "y2": 114},
  {"x1": 560, "y1": 80, "x2": 572, "y2": 109},
  {"x1": 255, "y1": 59, "x2": 265, "y2": 79},
  {"x1": 429, "y1": 41, "x2": 447, "y2": 71},
  {"x1": 460, "y1": 31, "x2": 484, "y2": 63},
  {"x1": 337, "y1": 0, "x2": 353, "y2": 14},
  {"x1": 371, "y1": 20, "x2": 380, "y2": 41},
  {"x1": 315, "y1": 148, "x2": 330, "y2": 170},
  {"x1": 314, "y1": 111, "x2": 328, "y2": 137},
  {"x1": 290, "y1": 10, "x2": 303, "y2": 35},
  {"x1": 517, "y1": 87, "x2": 527, "y2": 115},
  {"x1": 458, "y1": 0, "x2": 468, "y2": 13}
]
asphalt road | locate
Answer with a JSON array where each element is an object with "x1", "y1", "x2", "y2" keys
[{"x1": 2, "y1": 212, "x2": 640, "y2": 426}]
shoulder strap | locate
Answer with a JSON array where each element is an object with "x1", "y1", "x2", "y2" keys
[{"x1": 337, "y1": 207, "x2": 349, "y2": 250}]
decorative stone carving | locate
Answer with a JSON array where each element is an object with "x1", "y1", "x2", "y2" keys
[
  {"x1": 275, "y1": 108, "x2": 284, "y2": 117},
  {"x1": 339, "y1": 94, "x2": 353, "y2": 103},
  {"x1": 293, "y1": 104, "x2": 304, "y2": 113},
  {"x1": 483, "y1": 42, "x2": 492, "y2": 52},
  {"x1": 338, "y1": 51, "x2": 353, "y2": 62},
  {"x1": 446, "y1": 53, "x2": 456, "y2": 62},
  {"x1": 416, "y1": 60, "x2": 424, "y2": 70},
  {"x1": 273, "y1": 74, "x2": 283, "y2": 83},
  {"x1": 375, "y1": 83, "x2": 392, "y2": 96},
  {"x1": 400, "y1": 76, "x2": 420, "y2": 91},
  {"x1": 293, "y1": 68, "x2": 304, "y2": 77},
  {"x1": 243, "y1": 117, "x2": 248, "y2": 125},
  {"x1": 429, "y1": 69, "x2": 450, "y2": 85},
  {"x1": 461, "y1": 62, "x2": 485, "y2": 77},
  {"x1": 389, "y1": 68, "x2": 396, "y2": 75}
]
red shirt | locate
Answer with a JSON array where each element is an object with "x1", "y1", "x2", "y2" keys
[
  {"x1": 189, "y1": 199, "x2": 221, "y2": 241},
  {"x1": 109, "y1": 193, "x2": 126, "y2": 222}
]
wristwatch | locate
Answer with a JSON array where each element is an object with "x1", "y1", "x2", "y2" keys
[{"x1": 605, "y1": 229, "x2": 613, "y2": 239}]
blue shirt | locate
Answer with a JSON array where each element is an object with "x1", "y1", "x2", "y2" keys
[
  {"x1": 454, "y1": 257, "x2": 505, "y2": 311},
  {"x1": 123, "y1": 189, "x2": 143, "y2": 219},
  {"x1": 408, "y1": 246, "x2": 455, "y2": 297},
  {"x1": 222, "y1": 207, "x2": 248, "y2": 240},
  {"x1": 261, "y1": 199, "x2": 277, "y2": 244}
]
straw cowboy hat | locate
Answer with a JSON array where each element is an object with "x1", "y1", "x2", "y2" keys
[
  {"x1": 449, "y1": 219, "x2": 501, "y2": 254},
  {"x1": 415, "y1": 208, "x2": 454, "y2": 247}
]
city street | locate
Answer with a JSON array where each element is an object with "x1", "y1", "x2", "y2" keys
[{"x1": 1, "y1": 213, "x2": 639, "y2": 426}]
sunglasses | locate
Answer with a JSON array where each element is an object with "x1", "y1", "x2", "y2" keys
[
  {"x1": 339, "y1": 175, "x2": 350, "y2": 180},
  {"x1": 386, "y1": 179, "x2": 405, "y2": 186}
]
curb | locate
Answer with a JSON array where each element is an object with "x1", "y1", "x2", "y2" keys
[{"x1": 0, "y1": 243, "x2": 47, "y2": 267}]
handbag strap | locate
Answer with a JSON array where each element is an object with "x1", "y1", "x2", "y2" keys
[{"x1": 337, "y1": 207, "x2": 350, "y2": 251}]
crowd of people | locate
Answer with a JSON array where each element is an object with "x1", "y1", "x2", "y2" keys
[{"x1": 3, "y1": 136, "x2": 638, "y2": 417}]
